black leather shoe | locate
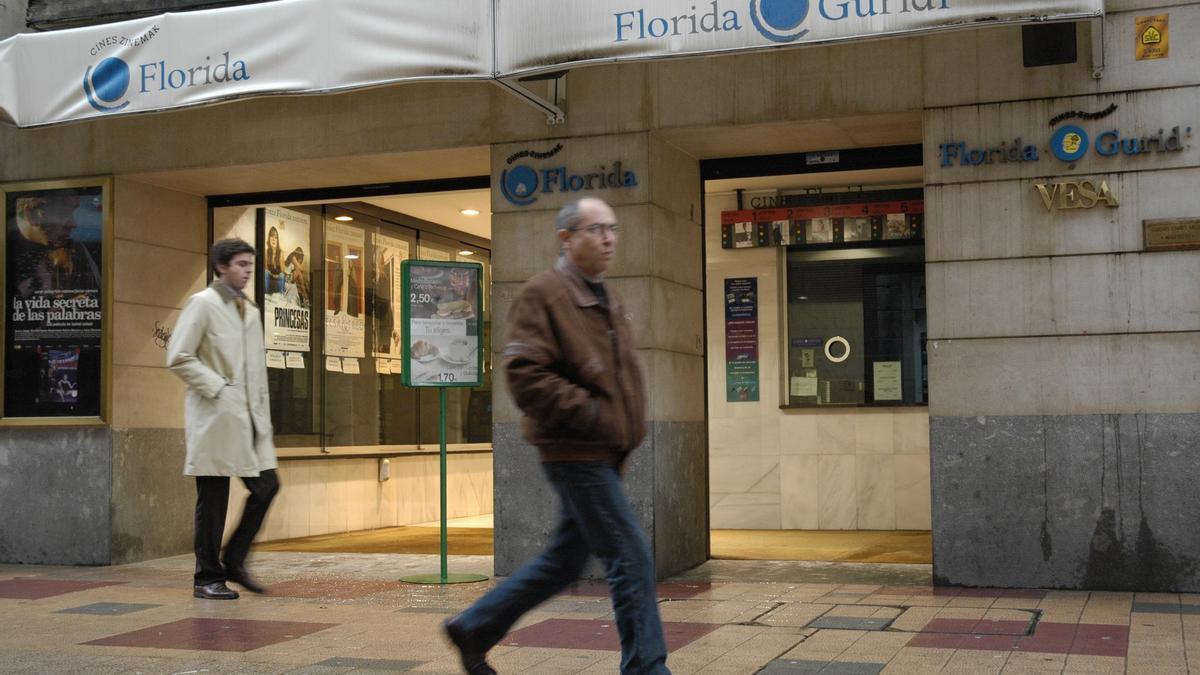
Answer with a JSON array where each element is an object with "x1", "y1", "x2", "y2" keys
[
  {"x1": 193, "y1": 581, "x2": 239, "y2": 600},
  {"x1": 443, "y1": 619, "x2": 496, "y2": 675},
  {"x1": 224, "y1": 565, "x2": 266, "y2": 594}
]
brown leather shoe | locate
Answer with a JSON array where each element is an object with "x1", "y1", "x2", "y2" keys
[
  {"x1": 443, "y1": 619, "x2": 496, "y2": 675},
  {"x1": 224, "y1": 565, "x2": 265, "y2": 594},
  {"x1": 193, "y1": 581, "x2": 239, "y2": 600}
]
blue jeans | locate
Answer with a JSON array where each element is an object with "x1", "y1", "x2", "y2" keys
[{"x1": 455, "y1": 461, "x2": 669, "y2": 674}]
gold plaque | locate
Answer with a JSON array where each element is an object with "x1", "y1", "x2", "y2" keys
[
  {"x1": 1136, "y1": 14, "x2": 1168, "y2": 60},
  {"x1": 1144, "y1": 219, "x2": 1200, "y2": 251}
]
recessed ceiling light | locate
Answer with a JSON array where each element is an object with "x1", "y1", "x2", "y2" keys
[
  {"x1": 460, "y1": 208, "x2": 480, "y2": 216},
  {"x1": 458, "y1": 250, "x2": 475, "y2": 256},
  {"x1": 334, "y1": 215, "x2": 353, "y2": 222}
]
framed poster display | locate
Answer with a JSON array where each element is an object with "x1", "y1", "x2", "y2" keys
[
  {"x1": 1, "y1": 178, "x2": 111, "y2": 422},
  {"x1": 261, "y1": 207, "x2": 312, "y2": 353},
  {"x1": 401, "y1": 260, "x2": 482, "y2": 388}
]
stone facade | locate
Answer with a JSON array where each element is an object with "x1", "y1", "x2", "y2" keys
[{"x1": 1, "y1": 1, "x2": 1198, "y2": 591}]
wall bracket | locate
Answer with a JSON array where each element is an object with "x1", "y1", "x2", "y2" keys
[{"x1": 493, "y1": 71, "x2": 567, "y2": 126}]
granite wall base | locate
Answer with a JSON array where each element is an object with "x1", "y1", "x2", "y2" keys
[
  {"x1": 932, "y1": 414, "x2": 1200, "y2": 592},
  {"x1": 111, "y1": 428, "x2": 192, "y2": 564},
  {"x1": 0, "y1": 427, "x2": 112, "y2": 565},
  {"x1": 493, "y1": 421, "x2": 708, "y2": 580}
]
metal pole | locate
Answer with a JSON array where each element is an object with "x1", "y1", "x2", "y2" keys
[{"x1": 439, "y1": 385, "x2": 448, "y2": 583}]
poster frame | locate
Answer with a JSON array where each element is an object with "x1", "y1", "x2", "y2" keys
[
  {"x1": 0, "y1": 176, "x2": 112, "y2": 426},
  {"x1": 401, "y1": 260, "x2": 483, "y2": 389}
]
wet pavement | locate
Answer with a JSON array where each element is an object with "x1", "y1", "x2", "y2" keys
[{"x1": 1, "y1": 553, "x2": 1197, "y2": 673}]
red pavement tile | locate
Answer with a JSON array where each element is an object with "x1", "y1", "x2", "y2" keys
[
  {"x1": 921, "y1": 618, "x2": 980, "y2": 634},
  {"x1": 500, "y1": 618, "x2": 719, "y2": 652},
  {"x1": 976, "y1": 619, "x2": 1033, "y2": 635},
  {"x1": 908, "y1": 633, "x2": 968, "y2": 649},
  {"x1": 267, "y1": 578, "x2": 405, "y2": 600},
  {"x1": 0, "y1": 578, "x2": 123, "y2": 600},
  {"x1": 84, "y1": 618, "x2": 335, "y2": 652},
  {"x1": 562, "y1": 580, "x2": 713, "y2": 600}
]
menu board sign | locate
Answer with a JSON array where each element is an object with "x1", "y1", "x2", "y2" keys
[{"x1": 401, "y1": 261, "x2": 483, "y2": 388}]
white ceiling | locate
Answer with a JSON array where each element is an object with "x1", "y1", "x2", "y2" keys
[{"x1": 362, "y1": 189, "x2": 491, "y2": 240}]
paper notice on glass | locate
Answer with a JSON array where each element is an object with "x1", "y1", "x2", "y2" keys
[
  {"x1": 375, "y1": 359, "x2": 391, "y2": 374},
  {"x1": 325, "y1": 355, "x2": 343, "y2": 372},
  {"x1": 801, "y1": 349, "x2": 814, "y2": 368},
  {"x1": 790, "y1": 376, "x2": 818, "y2": 397},
  {"x1": 265, "y1": 351, "x2": 287, "y2": 369},
  {"x1": 389, "y1": 359, "x2": 404, "y2": 375},
  {"x1": 342, "y1": 358, "x2": 360, "y2": 374},
  {"x1": 286, "y1": 352, "x2": 305, "y2": 368},
  {"x1": 873, "y1": 361, "x2": 902, "y2": 401}
]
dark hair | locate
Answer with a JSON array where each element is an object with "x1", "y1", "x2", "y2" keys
[{"x1": 210, "y1": 238, "x2": 255, "y2": 274}]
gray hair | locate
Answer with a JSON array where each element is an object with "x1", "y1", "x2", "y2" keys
[{"x1": 555, "y1": 199, "x2": 587, "y2": 232}]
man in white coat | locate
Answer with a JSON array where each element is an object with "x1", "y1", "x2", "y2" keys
[{"x1": 168, "y1": 239, "x2": 279, "y2": 600}]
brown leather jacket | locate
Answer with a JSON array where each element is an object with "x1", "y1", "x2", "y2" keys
[{"x1": 503, "y1": 257, "x2": 647, "y2": 466}]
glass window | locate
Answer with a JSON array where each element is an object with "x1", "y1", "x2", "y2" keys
[
  {"x1": 212, "y1": 199, "x2": 491, "y2": 452},
  {"x1": 785, "y1": 245, "x2": 926, "y2": 407}
]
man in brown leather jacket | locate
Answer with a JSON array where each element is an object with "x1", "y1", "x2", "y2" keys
[{"x1": 444, "y1": 197, "x2": 669, "y2": 675}]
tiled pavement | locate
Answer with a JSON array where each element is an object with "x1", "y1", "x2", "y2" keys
[{"x1": 1, "y1": 553, "x2": 1198, "y2": 673}]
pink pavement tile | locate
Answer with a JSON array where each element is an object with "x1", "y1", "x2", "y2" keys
[
  {"x1": 562, "y1": 580, "x2": 713, "y2": 600},
  {"x1": 83, "y1": 618, "x2": 336, "y2": 652},
  {"x1": 500, "y1": 618, "x2": 719, "y2": 652},
  {"x1": 267, "y1": 578, "x2": 405, "y2": 600},
  {"x1": 0, "y1": 578, "x2": 123, "y2": 600}
]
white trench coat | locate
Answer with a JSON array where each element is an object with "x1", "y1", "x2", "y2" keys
[{"x1": 167, "y1": 284, "x2": 276, "y2": 477}]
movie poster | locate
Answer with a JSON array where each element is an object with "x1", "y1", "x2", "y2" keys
[
  {"x1": 261, "y1": 207, "x2": 311, "y2": 352},
  {"x1": 324, "y1": 219, "x2": 365, "y2": 359},
  {"x1": 4, "y1": 183, "x2": 104, "y2": 417},
  {"x1": 372, "y1": 233, "x2": 410, "y2": 359}
]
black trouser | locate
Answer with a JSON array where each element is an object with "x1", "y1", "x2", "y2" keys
[{"x1": 193, "y1": 469, "x2": 280, "y2": 586}]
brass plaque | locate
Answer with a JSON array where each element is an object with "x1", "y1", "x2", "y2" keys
[
  {"x1": 1136, "y1": 14, "x2": 1169, "y2": 61},
  {"x1": 1144, "y1": 218, "x2": 1200, "y2": 251}
]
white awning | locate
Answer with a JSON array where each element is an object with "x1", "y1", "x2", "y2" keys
[
  {"x1": 496, "y1": 0, "x2": 1105, "y2": 78},
  {"x1": 0, "y1": 0, "x2": 493, "y2": 127},
  {"x1": 0, "y1": 0, "x2": 1103, "y2": 128}
]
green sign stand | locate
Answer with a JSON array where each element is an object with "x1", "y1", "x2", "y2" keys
[{"x1": 398, "y1": 260, "x2": 488, "y2": 586}]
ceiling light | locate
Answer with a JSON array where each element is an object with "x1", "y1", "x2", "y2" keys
[
  {"x1": 458, "y1": 250, "x2": 475, "y2": 256},
  {"x1": 334, "y1": 215, "x2": 354, "y2": 222},
  {"x1": 460, "y1": 208, "x2": 480, "y2": 216},
  {"x1": 344, "y1": 254, "x2": 359, "y2": 260}
]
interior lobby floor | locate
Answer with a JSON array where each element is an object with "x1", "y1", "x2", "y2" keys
[
  {"x1": 257, "y1": 516, "x2": 933, "y2": 565},
  {"x1": 2, "y1": 551, "x2": 1192, "y2": 673}
]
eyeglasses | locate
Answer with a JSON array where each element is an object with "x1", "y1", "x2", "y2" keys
[{"x1": 570, "y1": 222, "x2": 620, "y2": 235}]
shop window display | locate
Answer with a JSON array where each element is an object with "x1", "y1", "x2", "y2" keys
[{"x1": 212, "y1": 202, "x2": 491, "y2": 452}]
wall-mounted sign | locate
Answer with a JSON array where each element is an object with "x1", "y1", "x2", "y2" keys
[
  {"x1": 1143, "y1": 218, "x2": 1200, "y2": 252},
  {"x1": 941, "y1": 122, "x2": 1192, "y2": 168},
  {"x1": 499, "y1": 143, "x2": 638, "y2": 207},
  {"x1": 724, "y1": 277, "x2": 758, "y2": 402},
  {"x1": 1136, "y1": 14, "x2": 1169, "y2": 61},
  {"x1": 401, "y1": 260, "x2": 483, "y2": 388},
  {"x1": 1033, "y1": 179, "x2": 1119, "y2": 211}
]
